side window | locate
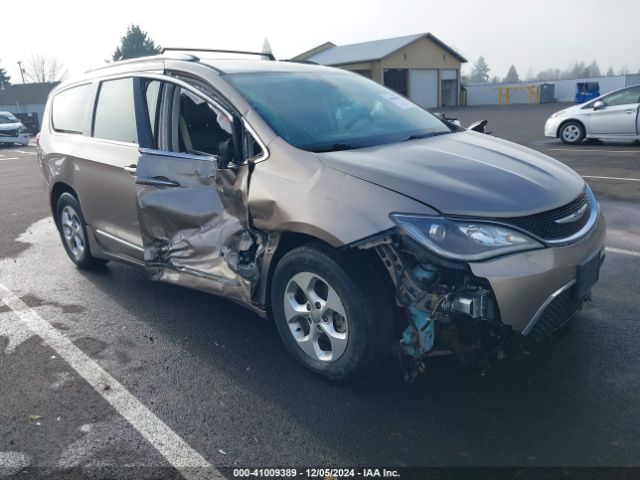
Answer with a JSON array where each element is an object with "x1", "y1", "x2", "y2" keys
[
  {"x1": 174, "y1": 88, "x2": 232, "y2": 156},
  {"x1": 52, "y1": 84, "x2": 93, "y2": 134},
  {"x1": 93, "y1": 78, "x2": 138, "y2": 143},
  {"x1": 602, "y1": 87, "x2": 640, "y2": 107},
  {"x1": 144, "y1": 80, "x2": 163, "y2": 148},
  {"x1": 243, "y1": 130, "x2": 264, "y2": 160}
]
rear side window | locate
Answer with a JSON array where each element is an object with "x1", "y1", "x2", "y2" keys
[
  {"x1": 52, "y1": 84, "x2": 93, "y2": 134},
  {"x1": 603, "y1": 86, "x2": 640, "y2": 107},
  {"x1": 93, "y1": 78, "x2": 138, "y2": 144}
]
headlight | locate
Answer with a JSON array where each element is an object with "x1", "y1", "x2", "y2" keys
[
  {"x1": 391, "y1": 214, "x2": 543, "y2": 261},
  {"x1": 550, "y1": 110, "x2": 566, "y2": 119},
  {"x1": 17, "y1": 126, "x2": 27, "y2": 134}
]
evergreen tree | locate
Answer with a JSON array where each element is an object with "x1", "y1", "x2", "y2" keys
[
  {"x1": 469, "y1": 56, "x2": 490, "y2": 83},
  {"x1": 113, "y1": 25, "x2": 161, "y2": 61},
  {"x1": 0, "y1": 61, "x2": 10, "y2": 88},
  {"x1": 585, "y1": 60, "x2": 601, "y2": 78},
  {"x1": 504, "y1": 65, "x2": 520, "y2": 83}
]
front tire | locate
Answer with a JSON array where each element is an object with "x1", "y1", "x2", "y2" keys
[
  {"x1": 55, "y1": 193, "x2": 105, "y2": 269},
  {"x1": 559, "y1": 121, "x2": 585, "y2": 144},
  {"x1": 271, "y1": 244, "x2": 394, "y2": 381}
]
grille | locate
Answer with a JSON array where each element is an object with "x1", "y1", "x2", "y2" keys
[
  {"x1": 528, "y1": 287, "x2": 582, "y2": 341},
  {"x1": 0, "y1": 128, "x2": 19, "y2": 137},
  {"x1": 496, "y1": 189, "x2": 591, "y2": 241}
]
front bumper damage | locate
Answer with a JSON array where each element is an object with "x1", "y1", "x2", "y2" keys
[
  {"x1": 357, "y1": 213, "x2": 606, "y2": 382},
  {"x1": 0, "y1": 133, "x2": 29, "y2": 145}
]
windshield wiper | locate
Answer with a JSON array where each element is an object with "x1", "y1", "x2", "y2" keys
[
  {"x1": 311, "y1": 143, "x2": 359, "y2": 153},
  {"x1": 404, "y1": 131, "x2": 452, "y2": 142}
]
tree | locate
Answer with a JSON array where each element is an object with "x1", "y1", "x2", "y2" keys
[
  {"x1": 469, "y1": 56, "x2": 490, "y2": 83},
  {"x1": 112, "y1": 24, "x2": 161, "y2": 61},
  {"x1": 262, "y1": 38, "x2": 273, "y2": 60},
  {"x1": 606, "y1": 66, "x2": 615, "y2": 76},
  {"x1": 536, "y1": 68, "x2": 561, "y2": 81},
  {"x1": 504, "y1": 65, "x2": 520, "y2": 83},
  {"x1": 0, "y1": 60, "x2": 10, "y2": 88},
  {"x1": 585, "y1": 60, "x2": 601, "y2": 78},
  {"x1": 24, "y1": 54, "x2": 66, "y2": 83}
]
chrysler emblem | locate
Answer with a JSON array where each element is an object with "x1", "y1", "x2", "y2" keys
[{"x1": 555, "y1": 203, "x2": 588, "y2": 224}]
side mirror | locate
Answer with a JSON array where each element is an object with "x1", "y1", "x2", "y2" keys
[
  {"x1": 468, "y1": 119, "x2": 488, "y2": 133},
  {"x1": 593, "y1": 101, "x2": 606, "y2": 111}
]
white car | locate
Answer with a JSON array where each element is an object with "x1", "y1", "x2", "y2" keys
[
  {"x1": 545, "y1": 85, "x2": 640, "y2": 144},
  {"x1": 0, "y1": 111, "x2": 30, "y2": 146}
]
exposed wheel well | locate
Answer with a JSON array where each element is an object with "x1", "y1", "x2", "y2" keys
[
  {"x1": 263, "y1": 231, "x2": 396, "y2": 321},
  {"x1": 557, "y1": 118, "x2": 585, "y2": 138}
]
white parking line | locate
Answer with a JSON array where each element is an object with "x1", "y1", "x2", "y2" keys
[
  {"x1": 583, "y1": 175, "x2": 640, "y2": 183},
  {"x1": 0, "y1": 157, "x2": 19, "y2": 161},
  {"x1": 606, "y1": 247, "x2": 640, "y2": 258},
  {"x1": 548, "y1": 148, "x2": 639, "y2": 154},
  {"x1": 0, "y1": 283, "x2": 221, "y2": 480}
]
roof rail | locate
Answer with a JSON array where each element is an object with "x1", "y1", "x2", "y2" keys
[
  {"x1": 161, "y1": 48, "x2": 275, "y2": 61},
  {"x1": 282, "y1": 59, "x2": 319, "y2": 65}
]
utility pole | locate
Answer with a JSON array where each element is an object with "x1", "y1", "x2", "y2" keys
[{"x1": 17, "y1": 61, "x2": 26, "y2": 83}]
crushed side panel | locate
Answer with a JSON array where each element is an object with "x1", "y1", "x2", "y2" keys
[{"x1": 136, "y1": 153, "x2": 261, "y2": 305}]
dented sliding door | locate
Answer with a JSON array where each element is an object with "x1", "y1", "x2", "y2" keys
[{"x1": 134, "y1": 148, "x2": 257, "y2": 303}]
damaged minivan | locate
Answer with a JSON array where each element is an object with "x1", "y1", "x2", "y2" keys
[{"x1": 38, "y1": 51, "x2": 605, "y2": 380}]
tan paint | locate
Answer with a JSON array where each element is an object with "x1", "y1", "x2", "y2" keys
[{"x1": 381, "y1": 37, "x2": 462, "y2": 70}]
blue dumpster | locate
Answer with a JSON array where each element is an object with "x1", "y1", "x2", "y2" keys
[{"x1": 575, "y1": 81, "x2": 600, "y2": 103}]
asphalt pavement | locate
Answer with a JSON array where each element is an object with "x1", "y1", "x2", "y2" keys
[{"x1": 1, "y1": 105, "x2": 639, "y2": 479}]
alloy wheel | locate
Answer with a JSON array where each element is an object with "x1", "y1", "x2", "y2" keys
[
  {"x1": 60, "y1": 205, "x2": 85, "y2": 259},
  {"x1": 283, "y1": 272, "x2": 349, "y2": 362},
  {"x1": 562, "y1": 124, "x2": 581, "y2": 143}
]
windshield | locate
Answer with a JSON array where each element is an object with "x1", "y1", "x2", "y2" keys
[
  {"x1": 0, "y1": 114, "x2": 19, "y2": 124},
  {"x1": 224, "y1": 71, "x2": 453, "y2": 152}
]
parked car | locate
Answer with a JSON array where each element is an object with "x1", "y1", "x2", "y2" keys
[
  {"x1": 0, "y1": 111, "x2": 30, "y2": 146},
  {"x1": 37, "y1": 51, "x2": 606, "y2": 381},
  {"x1": 545, "y1": 84, "x2": 640, "y2": 144}
]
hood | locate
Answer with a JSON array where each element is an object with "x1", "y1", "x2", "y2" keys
[
  {"x1": 0, "y1": 122, "x2": 23, "y2": 131},
  {"x1": 551, "y1": 104, "x2": 582, "y2": 117},
  {"x1": 318, "y1": 131, "x2": 584, "y2": 217}
]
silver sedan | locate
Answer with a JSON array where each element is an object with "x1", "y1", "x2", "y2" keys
[{"x1": 545, "y1": 84, "x2": 640, "y2": 144}]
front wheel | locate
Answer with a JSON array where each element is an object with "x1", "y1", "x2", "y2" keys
[
  {"x1": 559, "y1": 121, "x2": 585, "y2": 144},
  {"x1": 270, "y1": 244, "x2": 394, "y2": 381}
]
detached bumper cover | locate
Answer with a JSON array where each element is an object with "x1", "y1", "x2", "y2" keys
[{"x1": 468, "y1": 213, "x2": 606, "y2": 334}]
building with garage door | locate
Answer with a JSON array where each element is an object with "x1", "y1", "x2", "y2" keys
[{"x1": 292, "y1": 33, "x2": 466, "y2": 108}]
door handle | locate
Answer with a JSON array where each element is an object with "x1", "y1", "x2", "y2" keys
[
  {"x1": 624, "y1": 109, "x2": 635, "y2": 114},
  {"x1": 136, "y1": 176, "x2": 181, "y2": 188},
  {"x1": 123, "y1": 165, "x2": 137, "y2": 175}
]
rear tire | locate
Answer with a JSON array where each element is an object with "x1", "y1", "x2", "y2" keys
[
  {"x1": 270, "y1": 244, "x2": 394, "y2": 381},
  {"x1": 55, "y1": 193, "x2": 106, "y2": 270},
  {"x1": 559, "y1": 121, "x2": 585, "y2": 145}
]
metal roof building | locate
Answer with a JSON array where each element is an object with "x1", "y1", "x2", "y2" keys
[
  {"x1": 0, "y1": 82, "x2": 59, "y2": 129},
  {"x1": 293, "y1": 33, "x2": 467, "y2": 108}
]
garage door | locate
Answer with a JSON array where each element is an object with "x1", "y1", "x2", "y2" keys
[{"x1": 409, "y1": 69, "x2": 438, "y2": 108}]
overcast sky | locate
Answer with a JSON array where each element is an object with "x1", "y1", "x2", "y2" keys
[{"x1": 2, "y1": 0, "x2": 639, "y2": 83}]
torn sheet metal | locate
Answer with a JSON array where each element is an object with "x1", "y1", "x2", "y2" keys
[{"x1": 135, "y1": 151, "x2": 259, "y2": 304}]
